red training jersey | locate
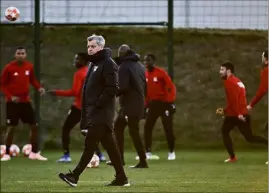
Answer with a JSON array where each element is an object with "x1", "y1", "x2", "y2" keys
[
  {"x1": 1, "y1": 60, "x2": 41, "y2": 102},
  {"x1": 54, "y1": 66, "x2": 88, "y2": 109},
  {"x1": 249, "y1": 66, "x2": 268, "y2": 108},
  {"x1": 223, "y1": 75, "x2": 248, "y2": 116},
  {"x1": 145, "y1": 67, "x2": 176, "y2": 105}
]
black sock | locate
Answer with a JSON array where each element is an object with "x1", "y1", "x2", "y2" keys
[
  {"x1": 30, "y1": 125, "x2": 38, "y2": 153},
  {"x1": 64, "y1": 149, "x2": 69, "y2": 156},
  {"x1": 5, "y1": 126, "x2": 14, "y2": 155},
  {"x1": 5, "y1": 145, "x2": 10, "y2": 155}
]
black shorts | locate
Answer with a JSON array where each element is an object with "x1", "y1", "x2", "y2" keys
[{"x1": 6, "y1": 102, "x2": 36, "y2": 126}]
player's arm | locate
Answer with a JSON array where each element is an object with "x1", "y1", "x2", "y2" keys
[
  {"x1": 249, "y1": 68, "x2": 268, "y2": 108},
  {"x1": 1, "y1": 65, "x2": 12, "y2": 99},
  {"x1": 117, "y1": 65, "x2": 130, "y2": 96},
  {"x1": 161, "y1": 70, "x2": 176, "y2": 102},
  {"x1": 54, "y1": 71, "x2": 82, "y2": 97}
]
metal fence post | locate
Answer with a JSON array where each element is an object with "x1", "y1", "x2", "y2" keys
[
  {"x1": 167, "y1": 0, "x2": 174, "y2": 80},
  {"x1": 34, "y1": 0, "x2": 42, "y2": 149},
  {"x1": 185, "y1": 0, "x2": 190, "y2": 28}
]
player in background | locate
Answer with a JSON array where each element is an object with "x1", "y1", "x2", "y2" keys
[
  {"x1": 142, "y1": 54, "x2": 176, "y2": 160},
  {"x1": 216, "y1": 61, "x2": 268, "y2": 163},
  {"x1": 1, "y1": 47, "x2": 47, "y2": 161},
  {"x1": 247, "y1": 50, "x2": 268, "y2": 164},
  {"x1": 48, "y1": 52, "x2": 106, "y2": 163}
]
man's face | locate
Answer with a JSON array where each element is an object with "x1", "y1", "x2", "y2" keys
[
  {"x1": 74, "y1": 54, "x2": 84, "y2": 68},
  {"x1": 219, "y1": 66, "x2": 229, "y2": 79},
  {"x1": 144, "y1": 55, "x2": 154, "y2": 69},
  {"x1": 15, "y1": 49, "x2": 26, "y2": 62},
  {"x1": 262, "y1": 52, "x2": 268, "y2": 66},
  {"x1": 87, "y1": 40, "x2": 102, "y2": 55}
]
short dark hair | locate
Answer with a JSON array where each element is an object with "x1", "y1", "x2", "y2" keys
[
  {"x1": 145, "y1": 53, "x2": 156, "y2": 61},
  {"x1": 263, "y1": 49, "x2": 268, "y2": 59},
  {"x1": 16, "y1": 46, "x2": 26, "y2": 51},
  {"x1": 221, "y1": 61, "x2": 235, "y2": 73},
  {"x1": 77, "y1": 52, "x2": 89, "y2": 63}
]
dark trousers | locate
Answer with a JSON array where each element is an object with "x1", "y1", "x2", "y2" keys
[
  {"x1": 144, "y1": 101, "x2": 175, "y2": 153},
  {"x1": 73, "y1": 124, "x2": 126, "y2": 180},
  {"x1": 114, "y1": 115, "x2": 146, "y2": 163},
  {"x1": 62, "y1": 106, "x2": 102, "y2": 155},
  {"x1": 221, "y1": 115, "x2": 268, "y2": 158}
]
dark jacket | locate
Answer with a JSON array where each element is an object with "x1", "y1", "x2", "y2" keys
[
  {"x1": 80, "y1": 48, "x2": 119, "y2": 129},
  {"x1": 117, "y1": 50, "x2": 146, "y2": 119}
]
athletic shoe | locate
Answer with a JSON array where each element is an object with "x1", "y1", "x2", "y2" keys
[
  {"x1": 224, "y1": 156, "x2": 238, "y2": 163},
  {"x1": 106, "y1": 176, "x2": 130, "y2": 186},
  {"x1": 168, "y1": 152, "x2": 176, "y2": 160},
  {"x1": 1, "y1": 154, "x2": 11, "y2": 161},
  {"x1": 57, "y1": 154, "x2": 72, "y2": 163},
  {"x1": 135, "y1": 152, "x2": 160, "y2": 160},
  {"x1": 29, "y1": 152, "x2": 48, "y2": 161},
  {"x1": 59, "y1": 170, "x2": 78, "y2": 187},
  {"x1": 97, "y1": 153, "x2": 106, "y2": 162}
]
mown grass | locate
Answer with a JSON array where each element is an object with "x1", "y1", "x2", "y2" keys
[{"x1": 1, "y1": 150, "x2": 268, "y2": 192}]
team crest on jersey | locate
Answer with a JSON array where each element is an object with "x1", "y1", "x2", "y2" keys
[
  {"x1": 13, "y1": 72, "x2": 18, "y2": 76},
  {"x1": 93, "y1": 66, "x2": 98, "y2": 72},
  {"x1": 25, "y1": 70, "x2": 29, "y2": 75},
  {"x1": 153, "y1": 77, "x2": 158, "y2": 82}
]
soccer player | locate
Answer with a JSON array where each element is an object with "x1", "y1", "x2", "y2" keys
[
  {"x1": 1, "y1": 46, "x2": 47, "y2": 161},
  {"x1": 48, "y1": 52, "x2": 106, "y2": 163},
  {"x1": 247, "y1": 50, "x2": 268, "y2": 164},
  {"x1": 143, "y1": 54, "x2": 176, "y2": 160},
  {"x1": 217, "y1": 61, "x2": 268, "y2": 163},
  {"x1": 58, "y1": 35, "x2": 129, "y2": 187},
  {"x1": 106, "y1": 45, "x2": 148, "y2": 168}
]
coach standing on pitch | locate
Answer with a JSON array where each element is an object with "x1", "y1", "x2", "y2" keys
[
  {"x1": 106, "y1": 45, "x2": 148, "y2": 168},
  {"x1": 59, "y1": 35, "x2": 129, "y2": 187}
]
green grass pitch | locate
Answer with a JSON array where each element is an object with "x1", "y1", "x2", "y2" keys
[{"x1": 1, "y1": 150, "x2": 268, "y2": 192}]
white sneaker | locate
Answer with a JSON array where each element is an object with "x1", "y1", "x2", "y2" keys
[
  {"x1": 266, "y1": 161, "x2": 268, "y2": 165},
  {"x1": 1, "y1": 154, "x2": 11, "y2": 161},
  {"x1": 168, "y1": 152, "x2": 176, "y2": 160},
  {"x1": 29, "y1": 152, "x2": 48, "y2": 161},
  {"x1": 135, "y1": 152, "x2": 160, "y2": 160}
]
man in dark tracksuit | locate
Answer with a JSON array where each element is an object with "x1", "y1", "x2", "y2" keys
[
  {"x1": 107, "y1": 45, "x2": 148, "y2": 168},
  {"x1": 58, "y1": 35, "x2": 129, "y2": 187}
]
